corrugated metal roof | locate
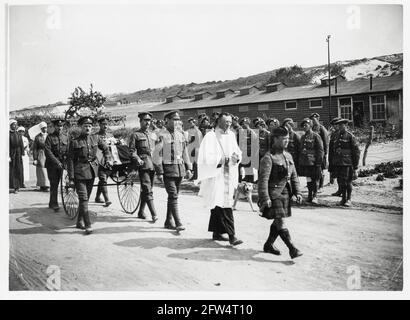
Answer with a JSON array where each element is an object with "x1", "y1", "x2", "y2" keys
[{"x1": 149, "y1": 74, "x2": 402, "y2": 112}]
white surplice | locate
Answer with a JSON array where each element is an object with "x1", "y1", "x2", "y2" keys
[{"x1": 196, "y1": 127, "x2": 242, "y2": 209}]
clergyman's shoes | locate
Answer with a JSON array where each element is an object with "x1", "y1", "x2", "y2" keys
[
  {"x1": 76, "y1": 222, "x2": 85, "y2": 230},
  {"x1": 263, "y1": 242, "x2": 281, "y2": 255},
  {"x1": 289, "y1": 247, "x2": 303, "y2": 259},
  {"x1": 229, "y1": 236, "x2": 243, "y2": 246},
  {"x1": 212, "y1": 233, "x2": 229, "y2": 241}
]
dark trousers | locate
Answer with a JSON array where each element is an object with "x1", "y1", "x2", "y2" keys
[
  {"x1": 75, "y1": 179, "x2": 95, "y2": 228},
  {"x1": 139, "y1": 170, "x2": 155, "y2": 201},
  {"x1": 208, "y1": 206, "x2": 235, "y2": 235},
  {"x1": 47, "y1": 166, "x2": 63, "y2": 208},
  {"x1": 164, "y1": 176, "x2": 183, "y2": 226},
  {"x1": 96, "y1": 167, "x2": 110, "y2": 202}
]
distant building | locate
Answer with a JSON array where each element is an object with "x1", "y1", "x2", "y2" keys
[{"x1": 149, "y1": 74, "x2": 403, "y2": 130}]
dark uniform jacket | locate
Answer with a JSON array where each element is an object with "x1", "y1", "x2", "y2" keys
[
  {"x1": 299, "y1": 131, "x2": 324, "y2": 167},
  {"x1": 312, "y1": 124, "x2": 329, "y2": 155},
  {"x1": 329, "y1": 130, "x2": 360, "y2": 170},
  {"x1": 44, "y1": 132, "x2": 69, "y2": 168},
  {"x1": 258, "y1": 151, "x2": 301, "y2": 205},
  {"x1": 67, "y1": 133, "x2": 111, "y2": 180},
  {"x1": 258, "y1": 128, "x2": 271, "y2": 158},
  {"x1": 154, "y1": 129, "x2": 192, "y2": 177},
  {"x1": 286, "y1": 131, "x2": 301, "y2": 167},
  {"x1": 129, "y1": 129, "x2": 157, "y2": 171}
]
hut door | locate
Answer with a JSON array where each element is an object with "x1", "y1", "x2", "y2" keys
[{"x1": 353, "y1": 101, "x2": 364, "y2": 128}]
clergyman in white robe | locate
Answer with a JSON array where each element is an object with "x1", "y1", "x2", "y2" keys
[{"x1": 196, "y1": 117, "x2": 243, "y2": 245}]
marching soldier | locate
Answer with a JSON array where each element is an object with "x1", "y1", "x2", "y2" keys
[
  {"x1": 298, "y1": 118, "x2": 324, "y2": 204},
  {"x1": 328, "y1": 119, "x2": 360, "y2": 207},
  {"x1": 67, "y1": 116, "x2": 112, "y2": 234},
  {"x1": 155, "y1": 110, "x2": 193, "y2": 231},
  {"x1": 95, "y1": 116, "x2": 113, "y2": 207},
  {"x1": 309, "y1": 113, "x2": 329, "y2": 192},
  {"x1": 44, "y1": 118, "x2": 69, "y2": 212},
  {"x1": 282, "y1": 118, "x2": 301, "y2": 174},
  {"x1": 128, "y1": 112, "x2": 159, "y2": 222},
  {"x1": 258, "y1": 126, "x2": 303, "y2": 259}
]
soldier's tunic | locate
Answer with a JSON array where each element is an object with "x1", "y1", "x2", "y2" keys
[
  {"x1": 95, "y1": 130, "x2": 113, "y2": 203},
  {"x1": 155, "y1": 128, "x2": 192, "y2": 227},
  {"x1": 329, "y1": 130, "x2": 360, "y2": 181},
  {"x1": 129, "y1": 128, "x2": 158, "y2": 203},
  {"x1": 298, "y1": 131, "x2": 324, "y2": 179},
  {"x1": 9, "y1": 130, "x2": 24, "y2": 190},
  {"x1": 32, "y1": 132, "x2": 49, "y2": 188},
  {"x1": 45, "y1": 131, "x2": 69, "y2": 209},
  {"x1": 286, "y1": 130, "x2": 301, "y2": 173},
  {"x1": 258, "y1": 150, "x2": 300, "y2": 218},
  {"x1": 67, "y1": 133, "x2": 110, "y2": 228}
]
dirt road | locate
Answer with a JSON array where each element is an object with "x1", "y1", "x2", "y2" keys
[{"x1": 9, "y1": 140, "x2": 403, "y2": 291}]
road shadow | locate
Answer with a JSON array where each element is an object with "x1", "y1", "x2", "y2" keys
[
  {"x1": 114, "y1": 237, "x2": 224, "y2": 250},
  {"x1": 168, "y1": 249, "x2": 295, "y2": 265},
  {"x1": 114, "y1": 237, "x2": 294, "y2": 265}
]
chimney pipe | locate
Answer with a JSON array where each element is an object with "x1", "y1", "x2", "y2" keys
[
  {"x1": 370, "y1": 75, "x2": 373, "y2": 90},
  {"x1": 334, "y1": 77, "x2": 338, "y2": 93}
]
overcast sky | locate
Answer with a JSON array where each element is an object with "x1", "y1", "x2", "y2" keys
[{"x1": 9, "y1": 3, "x2": 402, "y2": 110}]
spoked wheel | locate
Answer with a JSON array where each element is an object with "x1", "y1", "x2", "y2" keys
[
  {"x1": 60, "y1": 170, "x2": 79, "y2": 220},
  {"x1": 117, "y1": 171, "x2": 141, "y2": 214}
]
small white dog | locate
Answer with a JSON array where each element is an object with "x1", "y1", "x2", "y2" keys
[{"x1": 233, "y1": 181, "x2": 257, "y2": 212}]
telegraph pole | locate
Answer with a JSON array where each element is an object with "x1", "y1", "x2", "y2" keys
[{"x1": 326, "y1": 35, "x2": 332, "y2": 125}]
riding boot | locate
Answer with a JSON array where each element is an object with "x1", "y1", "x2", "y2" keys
[
  {"x1": 344, "y1": 182, "x2": 353, "y2": 206},
  {"x1": 95, "y1": 183, "x2": 103, "y2": 203},
  {"x1": 307, "y1": 182, "x2": 313, "y2": 202},
  {"x1": 164, "y1": 202, "x2": 175, "y2": 229},
  {"x1": 278, "y1": 228, "x2": 303, "y2": 259},
  {"x1": 263, "y1": 224, "x2": 281, "y2": 255},
  {"x1": 137, "y1": 199, "x2": 146, "y2": 219},
  {"x1": 146, "y1": 199, "x2": 158, "y2": 222},
  {"x1": 171, "y1": 200, "x2": 185, "y2": 231},
  {"x1": 101, "y1": 184, "x2": 109, "y2": 203},
  {"x1": 339, "y1": 184, "x2": 347, "y2": 205}
]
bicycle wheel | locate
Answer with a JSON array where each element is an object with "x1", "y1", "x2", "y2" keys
[
  {"x1": 117, "y1": 171, "x2": 141, "y2": 214},
  {"x1": 60, "y1": 170, "x2": 79, "y2": 220}
]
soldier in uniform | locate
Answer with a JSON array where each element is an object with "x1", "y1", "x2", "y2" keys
[
  {"x1": 266, "y1": 118, "x2": 280, "y2": 133},
  {"x1": 255, "y1": 118, "x2": 270, "y2": 159},
  {"x1": 231, "y1": 115, "x2": 240, "y2": 135},
  {"x1": 67, "y1": 116, "x2": 112, "y2": 234},
  {"x1": 155, "y1": 110, "x2": 193, "y2": 231},
  {"x1": 328, "y1": 119, "x2": 360, "y2": 207},
  {"x1": 210, "y1": 111, "x2": 220, "y2": 129},
  {"x1": 128, "y1": 112, "x2": 158, "y2": 222},
  {"x1": 309, "y1": 113, "x2": 329, "y2": 192},
  {"x1": 282, "y1": 118, "x2": 301, "y2": 174},
  {"x1": 94, "y1": 116, "x2": 113, "y2": 207},
  {"x1": 44, "y1": 118, "x2": 69, "y2": 212},
  {"x1": 258, "y1": 126, "x2": 303, "y2": 259},
  {"x1": 328, "y1": 117, "x2": 342, "y2": 196},
  {"x1": 298, "y1": 118, "x2": 324, "y2": 204}
]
